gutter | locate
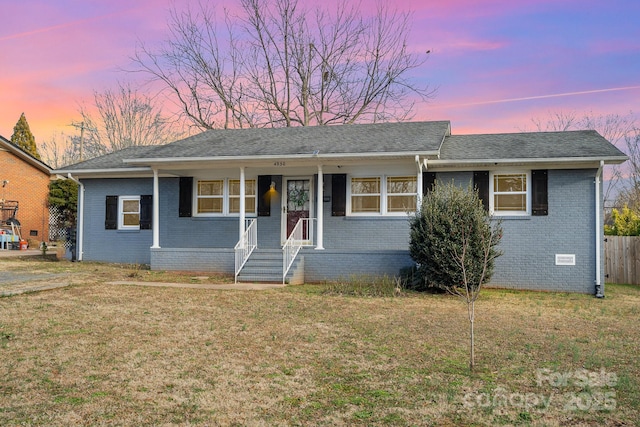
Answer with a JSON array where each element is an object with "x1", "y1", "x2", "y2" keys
[
  {"x1": 426, "y1": 156, "x2": 628, "y2": 166},
  {"x1": 122, "y1": 151, "x2": 441, "y2": 165},
  {"x1": 66, "y1": 173, "x2": 84, "y2": 262},
  {"x1": 595, "y1": 161, "x2": 604, "y2": 298}
]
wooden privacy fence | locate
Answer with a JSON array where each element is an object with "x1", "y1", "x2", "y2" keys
[{"x1": 604, "y1": 236, "x2": 640, "y2": 285}]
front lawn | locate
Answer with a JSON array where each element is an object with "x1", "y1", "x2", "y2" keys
[{"x1": 0, "y1": 259, "x2": 638, "y2": 425}]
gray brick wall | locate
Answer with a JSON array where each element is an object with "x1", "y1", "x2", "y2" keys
[
  {"x1": 433, "y1": 169, "x2": 600, "y2": 294},
  {"x1": 81, "y1": 169, "x2": 603, "y2": 294},
  {"x1": 81, "y1": 178, "x2": 154, "y2": 264}
]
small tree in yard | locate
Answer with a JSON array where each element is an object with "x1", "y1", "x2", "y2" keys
[{"x1": 409, "y1": 182, "x2": 502, "y2": 370}]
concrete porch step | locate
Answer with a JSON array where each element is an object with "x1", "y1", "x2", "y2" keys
[{"x1": 236, "y1": 248, "x2": 304, "y2": 284}]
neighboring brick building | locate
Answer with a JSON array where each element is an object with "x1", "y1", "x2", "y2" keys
[{"x1": 0, "y1": 135, "x2": 52, "y2": 247}]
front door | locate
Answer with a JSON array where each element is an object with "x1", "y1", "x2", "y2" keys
[{"x1": 284, "y1": 178, "x2": 311, "y2": 241}]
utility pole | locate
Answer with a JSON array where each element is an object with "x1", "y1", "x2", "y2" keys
[{"x1": 70, "y1": 121, "x2": 87, "y2": 161}]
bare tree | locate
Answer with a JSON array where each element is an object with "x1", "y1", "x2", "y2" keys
[
  {"x1": 615, "y1": 128, "x2": 640, "y2": 210},
  {"x1": 39, "y1": 82, "x2": 182, "y2": 167},
  {"x1": 131, "y1": 0, "x2": 433, "y2": 130},
  {"x1": 527, "y1": 110, "x2": 636, "y2": 205},
  {"x1": 79, "y1": 81, "x2": 183, "y2": 155}
]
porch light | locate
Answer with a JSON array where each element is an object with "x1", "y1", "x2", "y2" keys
[{"x1": 270, "y1": 181, "x2": 276, "y2": 191}]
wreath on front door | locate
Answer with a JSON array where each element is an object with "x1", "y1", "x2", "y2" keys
[{"x1": 288, "y1": 188, "x2": 309, "y2": 208}]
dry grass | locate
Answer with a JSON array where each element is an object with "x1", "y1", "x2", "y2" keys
[{"x1": 0, "y1": 257, "x2": 638, "y2": 426}]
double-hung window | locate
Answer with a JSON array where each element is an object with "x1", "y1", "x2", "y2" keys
[
  {"x1": 119, "y1": 196, "x2": 141, "y2": 229},
  {"x1": 387, "y1": 176, "x2": 417, "y2": 212},
  {"x1": 351, "y1": 177, "x2": 381, "y2": 213},
  {"x1": 195, "y1": 179, "x2": 256, "y2": 215},
  {"x1": 490, "y1": 172, "x2": 530, "y2": 215},
  {"x1": 197, "y1": 180, "x2": 224, "y2": 214},
  {"x1": 229, "y1": 179, "x2": 256, "y2": 214}
]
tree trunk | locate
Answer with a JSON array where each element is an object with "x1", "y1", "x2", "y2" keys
[{"x1": 469, "y1": 300, "x2": 475, "y2": 371}]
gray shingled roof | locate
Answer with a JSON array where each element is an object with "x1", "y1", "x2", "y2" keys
[
  {"x1": 440, "y1": 130, "x2": 627, "y2": 161},
  {"x1": 62, "y1": 145, "x2": 162, "y2": 171},
  {"x1": 138, "y1": 121, "x2": 450, "y2": 159},
  {"x1": 57, "y1": 123, "x2": 627, "y2": 173}
]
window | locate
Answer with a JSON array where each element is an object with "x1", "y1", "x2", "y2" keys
[
  {"x1": 197, "y1": 180, "x2": 224, "y2": 214},
  {"x1": 387, "y1": 176, "x2": 417, "y2": 212},
  {"x1": 120, "y1": 196, "x2": 141, "y2": 229},
  {"x1": 349, "y1": 175, "x2": 417, "y2": 215},
  {"x1": 195, "y1": 179, "x2": 257, "y2": 216},
  {"x1": 490, "y1": 172, "x2": 530, "y2": 215},
  {"x1": 351, "y1": 177, "x2": 380, "y2": 213},
  {"x1": 229, "y1": 179, "x2": 256, "y2": 214}
]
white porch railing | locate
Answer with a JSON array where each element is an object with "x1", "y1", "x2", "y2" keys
[
  {"x1": 234, "y1": 218, "x2": 257, "y2": 283},
  {"x1": 282, "y1": 218, "x2": 314, "y2": 284}
]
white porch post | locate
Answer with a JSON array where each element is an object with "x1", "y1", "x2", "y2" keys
[
  {"x1": 151, "y1": 168, "x2": 160, "y2": 248},
  {"x1": 239, "y1": 166, "x2": 245, "y2": 241},
  {"x1": 316, "y1": 165, "x2": 324, "y2": 250},
  {"x1": 416, "y1": 155, "x2": 424, "y2": 207}
]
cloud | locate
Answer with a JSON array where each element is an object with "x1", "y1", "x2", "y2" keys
[
  {"x1": 0, "y1": 7, "x2": 140, "y2": 42},
  {"x1": 442, "y1": 86, "x2": 640, "y2": 108}
]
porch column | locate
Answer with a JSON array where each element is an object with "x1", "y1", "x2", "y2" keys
[
  {"x1": 151, "y1": 168, "x2": 160, "y2": 248},
  {"x1": 316, "y1": 164, "x2": 324, "y2": 250},
  {"x1": 239, "y1": 166, "x2": 245, "y2": 241},
  {"x1": 416, "y1": 155, "x2": 424, "y2": 207}
]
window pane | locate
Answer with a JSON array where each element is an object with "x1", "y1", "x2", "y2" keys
[
  {"x1": 228, "y1": 180, "x2": 240, "y2": 195},
  {"x1": 198, "y1": 180, "x2": 223, "y2": 196},
  {"x1": 494, "y1": 194, "x2": 526, "y2": 211},
  {"x1": 388, "y1": 195, "x2": 416, "y2": 212},
  {"x1": 387, "y1": 176, "x2": 416, "y2": 194},
  {"x1": 122, "y1": 200, "x2": 139, "y2": 214},
  {"x1": 229, "y1": 197, "x2": 240, "y2": 213},
  {"x1": 123, "y1": 213, "x2": 140, "y2": 226},
  {"x1": 494, "y1": 174, "x2": 526, "y2": 192},
  {"x1": 198, "y1": 198, "x2": 223, "y2": 213},
  {"x1": 352, "y1": 177, "x2": 380, "y2": 194},
  {"x1": 229, "y1": 180, "x2": 256, "y2": 196},
  {"x1": 352, "y1": 195, "x2": 380, "y2": 212}
]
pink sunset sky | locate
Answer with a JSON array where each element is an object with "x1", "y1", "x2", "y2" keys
[{"x1": 1, "y1": 0, "x2": 639, "y2": 145}]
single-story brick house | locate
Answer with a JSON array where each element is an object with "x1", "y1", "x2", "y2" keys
[
  {"x1": 56, "y1": 121, "x2": 627, "y2": 294},
  {"x1": 0, "y1": 135, "x2": 52, "y2": 247}
]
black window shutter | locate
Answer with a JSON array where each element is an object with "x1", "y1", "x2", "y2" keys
[
  {"x1": 531, "y1": 170, "x2": 548, "y2": 216},
  {"x1": 473, "y1": 171, "x2": 489, "y2": 211},
  {"x1": 331, "y1": 174, "x2": 346, "y2": 216},
  {"x1": 257, "y1": 175, "x2": 272, "y2": 216},
  {"x1": 105, "y1": 196, "x2": 118, "y2": 229},
  {"x1": 179, "y1": 177, "x2": 193, "y2": 217},
  {"x1": 423, "y1": 172, "x2": 436, "y2": 196},
  {"x1": 140, "y1": 195, "x2": 152, "y2": 229}
]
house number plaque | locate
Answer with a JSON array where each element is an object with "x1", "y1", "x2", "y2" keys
[{"x1": 274, "y1": 161, "x2": 286, "y2": 166}]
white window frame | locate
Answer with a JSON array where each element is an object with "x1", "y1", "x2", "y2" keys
[
  {"x1": 194, "y1": 178, "x2": 257, "y2": 217},
  {"x1": 118, "y1": 196, "x2": 141, "y2": 230},
  {"x1": 196, "y1": 179, "x2": 225, "y2": 215},
  {"x1": 386, "y1": 175, "x2": 417, "y2": 214},
  {"x1": 347, "y1": 175, "x2": 417, "y2": 216},
  {"x1": 349, "y1": 176, "x2": 381, "y2": 215},
  {"x1": 489, "y1": 171, "x2": 531, "y2": 216}
]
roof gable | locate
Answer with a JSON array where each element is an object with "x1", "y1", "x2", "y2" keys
[{"x1": 0, "y1": 135, "x2": 51, "y2": 174}]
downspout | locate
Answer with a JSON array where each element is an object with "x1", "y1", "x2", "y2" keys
[
  {"x1": 595, "y1": 161, "x2": 604, "y2": 298},
  {"x1": 67, "y1": 173, "x2": 84, "y2": 261}
]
